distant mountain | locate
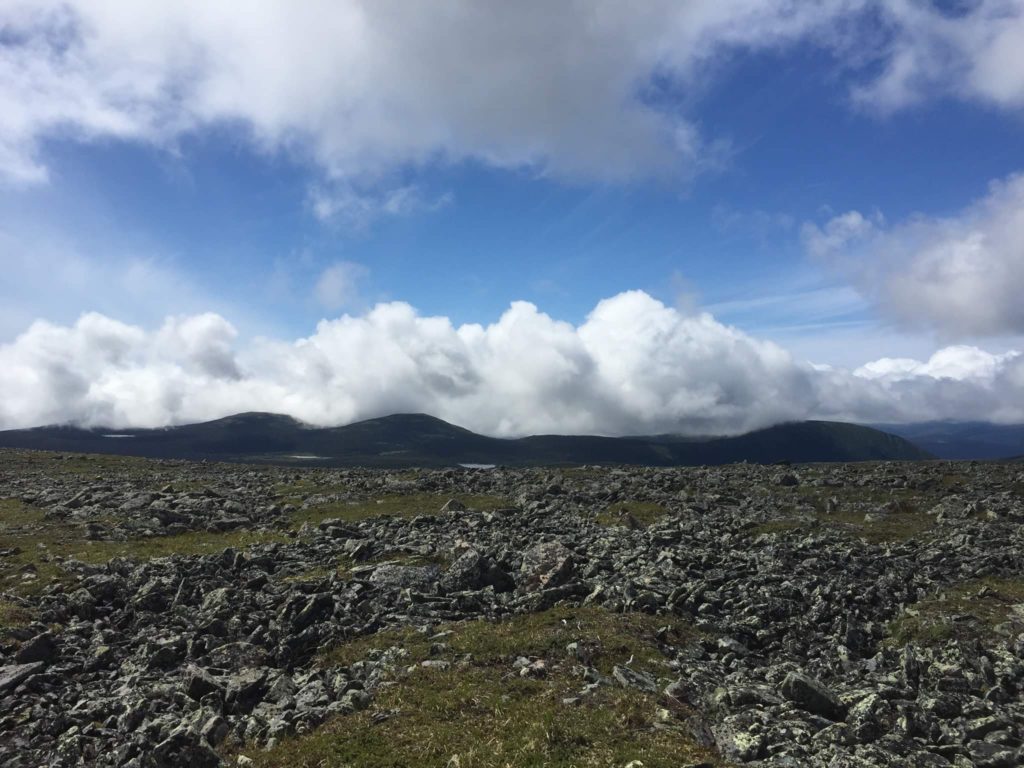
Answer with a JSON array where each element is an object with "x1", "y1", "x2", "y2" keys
[
  {"x1": 0, "y1": 412, "x2": 931, "y2": 467},
  {"x1": 872, "y1": 422, "x2": 1024, "y2": 461}
]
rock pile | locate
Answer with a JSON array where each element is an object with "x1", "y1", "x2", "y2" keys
[{"x1": 1, "y1": 452, "x2": 1024, "y2": 766}]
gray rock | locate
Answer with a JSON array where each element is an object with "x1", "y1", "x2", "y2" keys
[
  {"x1": 0, "y1": 661, "x2": 45, "y2": 694},
  {"x1": 612, "y1": 665, "x2": 658, "y2": 693},
  {"x1": 780, "y1": 671, "x2": 846, "y2": 721},
  {"x1": 14, "y1": 632, "x2": 57, "y2": 664},
  {"x1": 519, "y1": 541, "x2": 575, "y2": 591}
]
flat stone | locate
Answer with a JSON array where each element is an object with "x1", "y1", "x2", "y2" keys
[
  {"x1": 612, "y1": 665, "x2": 658, "y2": 693},
  {"x1": 14, "y1": 632, "x2": 57, "y2": 664},
  {"x1": 0, "y1": 662, "x2": 45, "y2": 695}
]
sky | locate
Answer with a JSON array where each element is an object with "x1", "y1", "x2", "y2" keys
[{"x1": 1, "y1": 0, "x2": 1024, "y2": 436}]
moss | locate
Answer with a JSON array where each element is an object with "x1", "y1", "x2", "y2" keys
[
  {"x1": 247, "y1": 606, "x2": 721, "y2": 768},
  {"x1": 887, "y1": 577, "x2": 1024, "y2": 646},
  {"x1": 596, "y1": 501, "x2": 667, "y2": 529}
]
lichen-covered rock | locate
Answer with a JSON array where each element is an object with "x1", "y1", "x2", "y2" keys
[{"x1": 519, "y1": 540, "x2": 575, "y2": 591}]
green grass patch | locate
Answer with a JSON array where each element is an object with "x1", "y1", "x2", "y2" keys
[
  {"x1": 754, "y1": 488, "x2": 934, "y2": 544},
  {"x1": 74, "y1": 529, "x2": 291, "y2": 563},
  {"x1": 0, "y1": 498, "x2": 48, "y2": 529},
  {"x1": 0, "y1": 598, "x2": 32, "y2": 630},
  {"x1": 319, "y1": 604, "x2": 698, "y2": 675},
  {"x1": 887, "y1": 577, "x2": 1024, "y2": 647},
  {"x1": 246, "y1": 606, "x2": 720, "y2": 768},
  {"x1": 819, "y1": 507, "x2": 933, "y2": 544},
  {"x1": 248, "y1": 667, "x2": 720, "y2": 768},
  {"x1": 274, "y1": 478, "x2": 351, "y2": 505},
  {"x1": 596, "y1": 501, "x2": 667, "y2": 529},
  {"x1": 0, "y1": 497, "x2": 288, "y2": 598},
  {"x1": 24, "y1": 452, "x2": 153, "y2": 475},
  {"x1": 292, "y1": 493, "x2": 509, "y2": 527}
]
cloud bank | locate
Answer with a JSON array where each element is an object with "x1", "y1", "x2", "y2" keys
[
  {"x1": 805, "y1": 173, "x2": 1024, "y2": 337},
  {"x1": 2, "y1": 1, "x2": 1024, "y2": 187},
  {"x1": 1, "y1": 292, "x2": 1022, "y2": 436}
]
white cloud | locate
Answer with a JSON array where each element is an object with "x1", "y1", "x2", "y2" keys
[
  {"x1": 312, "y1": 261, "x2": 367, "y2": 312},
  {"x1": 2, "y1": 1, "x2": 1023, "y2": 189},
  {"x1": 844, "y1": 345, "x2": 1024, "y2": 425},
  {"x1": 804, "y1": 173, "x2": 1024, "y2": 337},
  {"x1": 1, "y1": 291, "x2": 1022, "y2": 434},
  {"x1": 855, "y1": 345, "x2": 1021, "y2": 382},
  {"x1": 310, "y1": 184, "x2": 453, "y2": 228},
  {"x1": 849, "y1": 0, "x2": 1024, "y2": 113}
]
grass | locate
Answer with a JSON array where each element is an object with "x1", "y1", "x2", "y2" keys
[
  {"x1": 887, "y1": 577, "x2": 1024, "y2": 647},
  {"x1": 291, "y1": 492, "x2": 509, "y2": 527},
  {"x1": 243, "y1": 606, "x2": 722, "y2": 768},
  {"x1": 817, "y1": 507, "x2": 933, "y2": 544},
  {"x1": 0, "y1": 497, "x2": 289, "y2": 600},
  {"x1": 596, "y1": 501, "x2": 667, "y2": 528},
  {"x1": 22, "y1": 452, "x2": 153, "y2": 475},
  {"x1": 748, "y1": 485, "x2": 936, "y2": 544},
  {"x1": 274, "y1": 479, "x2": 352, "y2": 504},
  {"x1": 319, "y1": 604, "x2": 700, "y2": 674},
  {"x1": 0, "y1": 599, "x2": 32, "y2": 630},
  {"x1": 749, "y1": 511, "x2": 933, "y2": 544}
]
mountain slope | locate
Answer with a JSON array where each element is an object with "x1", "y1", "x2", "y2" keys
[
  {"x1": 0, "y1": 413, "x2": 931, "y2": 467},
  {"x1": 872, "y1": 422, "x2": 1024, "y2": 460}
]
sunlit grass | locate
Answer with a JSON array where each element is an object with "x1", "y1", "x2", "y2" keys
[
  {"x1": 242, "y1": 606, "x2": 722, "y2": 768},
  {"x1": 595, "y1": 500, "x2": 667, "y2": 528},
  {"x1": 887, "y1": 577, "x2": 1024, "y2": 646},
  {"x1": 291, "y1": 492, "x2": 509, "y2": 527}
]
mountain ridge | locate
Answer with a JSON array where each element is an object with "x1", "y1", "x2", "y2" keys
[{"x1": 0, "y1": 412, "x2": 933, "y2": 467}]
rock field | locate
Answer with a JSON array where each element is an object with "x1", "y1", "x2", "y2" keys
[{"x1": 1, "y1": 449, "x2": 1024, "y2": 767}]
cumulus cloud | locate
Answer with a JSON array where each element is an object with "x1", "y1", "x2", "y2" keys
[
  {"x1": 2, "y1": 1, "x2": 1023, "y2": 189},
  {"x1": 804, "y1": 173, "x2": 1024, "y2": 337},
  {"x1": 1, "y1": 292, "x2": 1023, "y2": 435},
  {"x1": 855, "y1": 346, "x2": 1021, "y2": 383},
  {"x1": 845, "y1": 346, "x2": 1024, "y2": 426}
]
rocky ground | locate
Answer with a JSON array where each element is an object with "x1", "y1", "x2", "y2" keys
[{"x1": 1, "y1": 449, "x2": 1023, "y2": 767}]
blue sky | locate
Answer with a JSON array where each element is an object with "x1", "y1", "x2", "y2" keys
[{"x1": 2, "y1": 2, "x2": 1024, "y2": 434}]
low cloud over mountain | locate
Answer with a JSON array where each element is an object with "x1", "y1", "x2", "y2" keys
[{"x1": 1, "y1": 291, "x2": 1021, "y2": 436}]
